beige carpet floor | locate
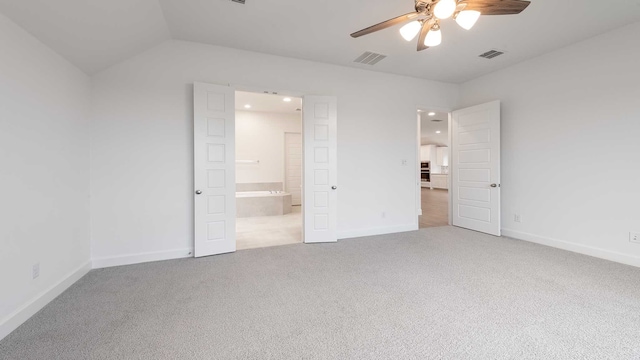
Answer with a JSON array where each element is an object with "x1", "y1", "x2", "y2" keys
[{"x1": 1, "y1": 226, "x2": 640, "y2": 359}]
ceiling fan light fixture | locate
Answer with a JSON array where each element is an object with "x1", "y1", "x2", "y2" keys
[
  {"x1": 400, "y1": 20, "x2": 422, "y2": 41},
  {"x1": 424, "y1": 26, "x2": 442, "y2": 47},
  {"x1": 455, "y1": 10, "x2": 481, "y2": 30},
  {"x1": 433, "y1": 0, "x2": 457, "y2": 19}
]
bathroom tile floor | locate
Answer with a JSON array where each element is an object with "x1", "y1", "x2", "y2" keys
[{"x1": 236, "y1": 206, "x2": 302, "y2": 250}]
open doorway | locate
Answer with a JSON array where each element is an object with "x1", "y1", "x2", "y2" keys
[
  {"x1": 418, "y1": 109, "x2": 450, "y2": 228},
  {"x1": 234, "y1": 91, "x2": 303, "y2": 250},
  {"x1": 194, "y1": 83, "x2": 338, "y2": 257}
]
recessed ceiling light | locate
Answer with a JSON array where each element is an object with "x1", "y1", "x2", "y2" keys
[
  {"x1": 244, "y1": 104, "x2": 251, "y2": 109},
  {"x1": 436, "y1": 131, "x2": 442, "y2": 134},
  {"x1": 283, "y1": 97, "x2": 292, "y2": 102},
  {"x1": 417, "y1": 109, "x2": 423, "y2": 112},
  {"x1": 428, "y1": 112, "x2": 436, "y2": 116}
]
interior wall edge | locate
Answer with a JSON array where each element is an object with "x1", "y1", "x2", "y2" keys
[
  {"x1": 0, "y1": 261, "x2": 92, "y2": 342},
  {"x1": 337, "y1": 224, "x2": 418, "y2": 241},
  {"x1": 502, "y1": 229, "x2": 640, "y2": 269},
  {"x1": 91, "y1": 248, "x2": 194, "y2": 269}
]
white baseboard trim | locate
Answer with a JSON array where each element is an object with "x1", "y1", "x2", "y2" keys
[
  {"x1": 338, "y1": 224, "x2": 418, "y2": 240},
  {"x1": 92, "y1": 248, "x2": 194, "y2": 269},
  {"x1": 0, "y1": 260, "x2": 91, "y2": 341},
  {"x1": 502, "y1": 228, "x2": 640, "y2": 268}
]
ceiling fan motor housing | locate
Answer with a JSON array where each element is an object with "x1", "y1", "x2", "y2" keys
[{"x1": 415, "y1": 0, "x2": 431, "y2": 12}]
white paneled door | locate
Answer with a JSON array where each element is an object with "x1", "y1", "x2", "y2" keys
[
  {"x1": 451, "y1": 101, "x2": 501, "y2": 236},
  {"x1": 303, "y1": 96, "x2": 337, "y2": 243},
  {"x1": 193, "y1": 83, "x2": 236, "y2": 257},
  {"x1": 285, "y1": 132, "x2": 302, "y2": 206}
]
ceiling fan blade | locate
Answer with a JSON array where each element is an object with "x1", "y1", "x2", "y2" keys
[
  {"x1": 351, "y1": 12, "x2": 419, "y2": 38},
  {"x1": 416, "y1": 20, "x2": 434, "y2": 51},
  {"x1": 462, "y1": 0, "x2": 530, "y2": 15}
]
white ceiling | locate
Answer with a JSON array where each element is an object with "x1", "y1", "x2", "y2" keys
[
  {"x1": 236, "y1": 91, "x2": 302, "y2": 114},
  {"x1": 1, "y1": 0, "x2": 639, "y2": 82},
  {"x1": 420, "y1": 111, "x2": 449, "y2": 146},
  {"x1": 0, "y1": 0, "x2": 170, "y2": 74}
]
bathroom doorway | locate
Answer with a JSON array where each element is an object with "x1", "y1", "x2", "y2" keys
[{"x1": 234, "y1": 91, "x2": 303, "y2": 250}]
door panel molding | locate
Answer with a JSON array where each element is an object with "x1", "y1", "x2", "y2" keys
[
  {"x1": 194, "y1": 83, "x2": 236, "y2": 257},
  {"x1": 303, "y1": 96, "x2": 337, "y2": 243},
  {"x1": 451, "y1": 101, "x2": 501, "y2": 236}
]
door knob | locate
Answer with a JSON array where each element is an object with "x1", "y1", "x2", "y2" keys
[
  {"x1": 331, "y1": 186, "x2": 337, "y2": 190},
  {"x1": 490, "y1": 184, "x2": 498, "y2": 188},
  {"x1": 195, "y1": 190, "x2": 203, "y2": 195}
]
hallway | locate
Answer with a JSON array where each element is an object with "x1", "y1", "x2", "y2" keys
[{"x1": 419, "y1": 188, "x2": 449, "y2": 229}]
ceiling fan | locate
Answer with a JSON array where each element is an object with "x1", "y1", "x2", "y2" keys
[{"x1": 350, "y1": 0, "x2": 531, "y2": 51}]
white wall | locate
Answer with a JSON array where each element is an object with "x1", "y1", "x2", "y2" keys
[
  {"x1": 460, "y1": 21, "x2": 640, "y2": 266},
  {"x1": 90, "y1": 40, "x2": 459, "y2": 263},
  {"x1": 0, "y1": 13, "x2": 91, "y2": 339},
  {"x1": 236, "y1": 111, "x2": 301, "y2": 185}
]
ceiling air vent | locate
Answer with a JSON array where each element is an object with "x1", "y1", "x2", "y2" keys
[
  {"x1": 354, "y1": 51, "x2": 387, "y2": 65},
  {"x1": 479, "y1": 49, "x2": 505, "y2": 59},
  {"x1": 431, "y1": 119, "x2": 444, "y2": 122},
  {"x1": 230, "y1": 0, "x2": 245, "y2": 4}
]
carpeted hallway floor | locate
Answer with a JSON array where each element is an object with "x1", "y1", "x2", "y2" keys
[{"x1": 1, "y1": 226, "x2": 640, "y2": 359}]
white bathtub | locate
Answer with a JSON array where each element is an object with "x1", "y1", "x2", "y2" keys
[
  {"x1": 236, "y1": 191, "x2": 286, "y2": 198},
  {"x1": 236, "y1": 191, "x2": 292, "y2": 217}
]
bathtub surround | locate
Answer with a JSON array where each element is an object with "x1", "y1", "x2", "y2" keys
[
  {"x1": 236, "y1": 182, "x2": 298, "y2": 245},
  {"x1": 236, "y1": 182, "x2": 283, "y2": 192},
  {"x1": 236, "y1": 192, "x2": 293, "y2": 218},
  {"x1": 236, "y1": 183, "x2": 292, "y2": 217}
]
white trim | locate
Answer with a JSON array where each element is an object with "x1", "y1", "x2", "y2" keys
[
  {"x1": 92, "y1": 248, "x2": 193, "y2": 269},
  {"x1": 416, "y1": 105, "x2": 453, "y2": 227},
  {"x1": 0, "y1": 260, "x2": 91, "y2": 341},
  {"x1": 338, "y1": 224, "x2": 417, "y2": 240},
  {"x1": 502, "y1": 228, "x2": 640, "y2": 268},
  {"x1": 415, "y1": 111, "x2": 421, "y2": 228}
]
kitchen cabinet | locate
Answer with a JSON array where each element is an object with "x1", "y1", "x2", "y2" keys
[
  {"x1": 431, "y1": 174, "x2": 449, "y2": 190},
  {"x1": 436, "y1": 146, "x2": 449, "y2": 166},
  {"x1": 420, "y1": 145, "x2": 436, "y2": 187},
  {"x1": 420, "y1": 145, "x2": 436, "y2": 162}
]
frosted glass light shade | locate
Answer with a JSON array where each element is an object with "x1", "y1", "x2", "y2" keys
[
  {"x1": 424, "y1": 28, "x2": 442, "y2": 47},
  {"x1": 434, "y1": 0, "x2": 456, "y2": 19},
  {"x1": 399, "y1": 21, "x2": 422, "y2": 41},
  {"x1": 456, "y1": 10, "x2": 481, "y2": 30}
]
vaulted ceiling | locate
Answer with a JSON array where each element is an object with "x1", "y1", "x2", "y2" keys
[{"x1": 1, "y1": 0, "x2": 639, "y2": 83}]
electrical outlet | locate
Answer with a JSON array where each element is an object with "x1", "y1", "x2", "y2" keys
[
  {"x1": 401, "y1": 159, "x2": 408, "y2": 166},
  {"x1": 630, "y1": 232, "x2": 640, "y2": 244},
  {"x1": 514, "y1": 214, "x2": 522, "y2": 223},
  {"x1": 32, "y1": 263, "x2": 40, "y2": 279}
]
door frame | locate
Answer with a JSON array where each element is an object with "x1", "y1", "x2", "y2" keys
[
  {"x1": 416, "y1": 105, "x2": 454, "y2": 226},
  {"x1": 216, "y1": 83, "x2": 337, "y2": 247},
  {"x1": 283, "y1": 131, "x2": 302, "y2": 206}
]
